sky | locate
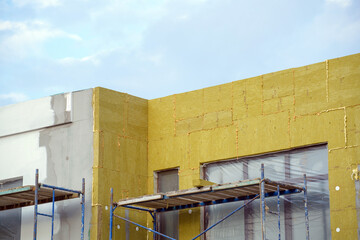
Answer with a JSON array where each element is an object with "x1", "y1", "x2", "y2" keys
[{"x1": 0, "y1": 0, "x2": 359, "y2": 106}]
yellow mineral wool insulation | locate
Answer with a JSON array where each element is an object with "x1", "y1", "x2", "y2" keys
[
  {"x1": 294, "y1": 106, "x2": 345, "y2": 118},
  {"x1": 135, "y1": 53, "x2": 360, "y2": 240},
  {"x1": 261, "y1": 75, "x2": 264, "y2": 115},
  {"x1": 344, "y1": 107, "x2": 348, "y2": 146},
  {"x1": 287, "y1": 110, "x2": 291, "y2": 142},
  {"x1": 328, "y1": 144, "x2": 360, "y2": 153},
  {"x1": 236, "y1": 126, "x2": 239, "y2": 159},
  {"x1": 123, "y1": 94, "x2": 128, "y2": 134},
  {"x1": 173, "y1": 95, "x2": 176, "y2": 136},
  {"x1": 292, "y1": 69, "x2": 296, "y2": 114},
  {"x1": 326, "y1": 59, "x2": 329, "y2": 102},
  {"x1": 231, "y1": 81, "x2": 234, "y2": 115}
]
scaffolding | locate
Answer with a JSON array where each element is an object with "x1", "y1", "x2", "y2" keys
[
  {"x1": 0, "y1": 169, "x2": 85, "y2": 240},
  {"x1": 108, "y1": 164, "x2": 310, "y2": 240}
]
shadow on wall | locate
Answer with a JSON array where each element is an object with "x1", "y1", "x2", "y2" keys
[{"x1": 0, "y1": 177, "x2": 23, "y2": 240}]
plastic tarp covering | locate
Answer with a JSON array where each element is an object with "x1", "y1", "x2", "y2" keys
[
  {"x1": 157, "y1": 169, "x2": 179, "y2": 240},
  {"x1": 203, "y1": 144, "x2": 330, "y2": 240}
]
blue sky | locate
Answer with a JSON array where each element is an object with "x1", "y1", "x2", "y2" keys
[{"x1": 0, "y1": 0, "x2": 359, "y2": 106}]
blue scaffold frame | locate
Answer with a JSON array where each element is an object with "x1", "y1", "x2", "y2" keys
[
  {"x1": 33, "y1": 169, "x2": 86, "y2": 240},
  {"x1": 108, "y1": 164, "x2": 310, "y2": 240}
]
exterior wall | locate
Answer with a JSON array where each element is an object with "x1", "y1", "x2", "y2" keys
[
  {"x1": 91, "y1": 88, "x2": 148, "y2": 240},
  {"x1": 0, "y1": 89, "x2": 93, "y2": 239},
  {"x1": 147, "y1": 53, "x2": 360, "y2": 239},
  {"x1": 2, "y1": 53, "x2": 357, "y2": 239}
]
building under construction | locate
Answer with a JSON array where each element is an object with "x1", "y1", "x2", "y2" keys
[{"x1": 0, "y1": 53, "x2": 359, "y2": 239}]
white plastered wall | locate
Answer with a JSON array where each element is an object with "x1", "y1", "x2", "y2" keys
[{"x1": 0, "y1": 89, "x2": 93, "y2": 240}]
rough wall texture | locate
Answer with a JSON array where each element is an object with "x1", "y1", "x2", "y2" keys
[
  {"x1": 147, "y1": 53, "x2": 360, "y2": 239},
  {"x1": 90, "y1": 53, "x2": 359, "y2": 239},
  {"x1": 91, "y1": 88, "x2": 148, "y2": 240},
  {"x1": 0, "y1": 89, "x2": 93, "y2": 239}
]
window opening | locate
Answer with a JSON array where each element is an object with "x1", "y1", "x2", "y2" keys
[
  {"x1": 156, "y1": 169, "x2": 179, "y2": 240},
  {"x1": 203, "y1": 144, "x2": 330, "y2": 240}
]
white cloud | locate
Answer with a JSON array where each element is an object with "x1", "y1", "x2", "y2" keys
[
  {"x1": 59, "y1": 55, "x2": 101, "y2": 66},
  {"x1": 12, "y1": 0, "x2": 61, "y2": 8},
  {"x1": 0, "y1": 21, "x2": 26, "y2": 31},
  {"x1": 57, "y1": 48, "x2": 116, "y2": 66},
  {"x1": 0, "y1": 20, "x2": 81, "y2": 59},
  {"x1": 0, "y1": 93, "x2": 29, "y2": 103},
  {"x1": 1, "y1": 0, "x2": 359, "y2": 103},
  {"x1": 89, "y1": 0, "x2": 168, "y2": 20},
  {"x1": 326, "y1": 0, "x2": 352, "y2": 7}
]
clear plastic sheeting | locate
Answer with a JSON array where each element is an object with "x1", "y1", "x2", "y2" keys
[
  {"x1": 157, "y1": 169, "x2": 179, "y2": 240},
  {"x1": 203, "y1": 144, "x2": 330, "y2": 240}
]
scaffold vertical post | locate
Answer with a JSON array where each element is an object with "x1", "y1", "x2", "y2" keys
[
  {"x1": 261, "y1": 163, "x2": 266, "y2": 240},
  {"x1": 304, "y1": 174, "x2": 309, "y2": 240},
  {"x1": 51, "y1": 189, "x2": 55, "y2": 240},
  {"x1": 109, "y1": 188, "x2": 113, "y2": 240},
  {"x1": 33, "y1": 169, "x2": 39, "y2": 240},
  {"x1": 277, "y1": 185, "x2": 281, "y2": 240},
  {"x1": 81, "y1": 178, "x2": 85, "y2": 240},
  {"x1": 153, "y1": 212, "x2": 157, "y2": 240}
]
